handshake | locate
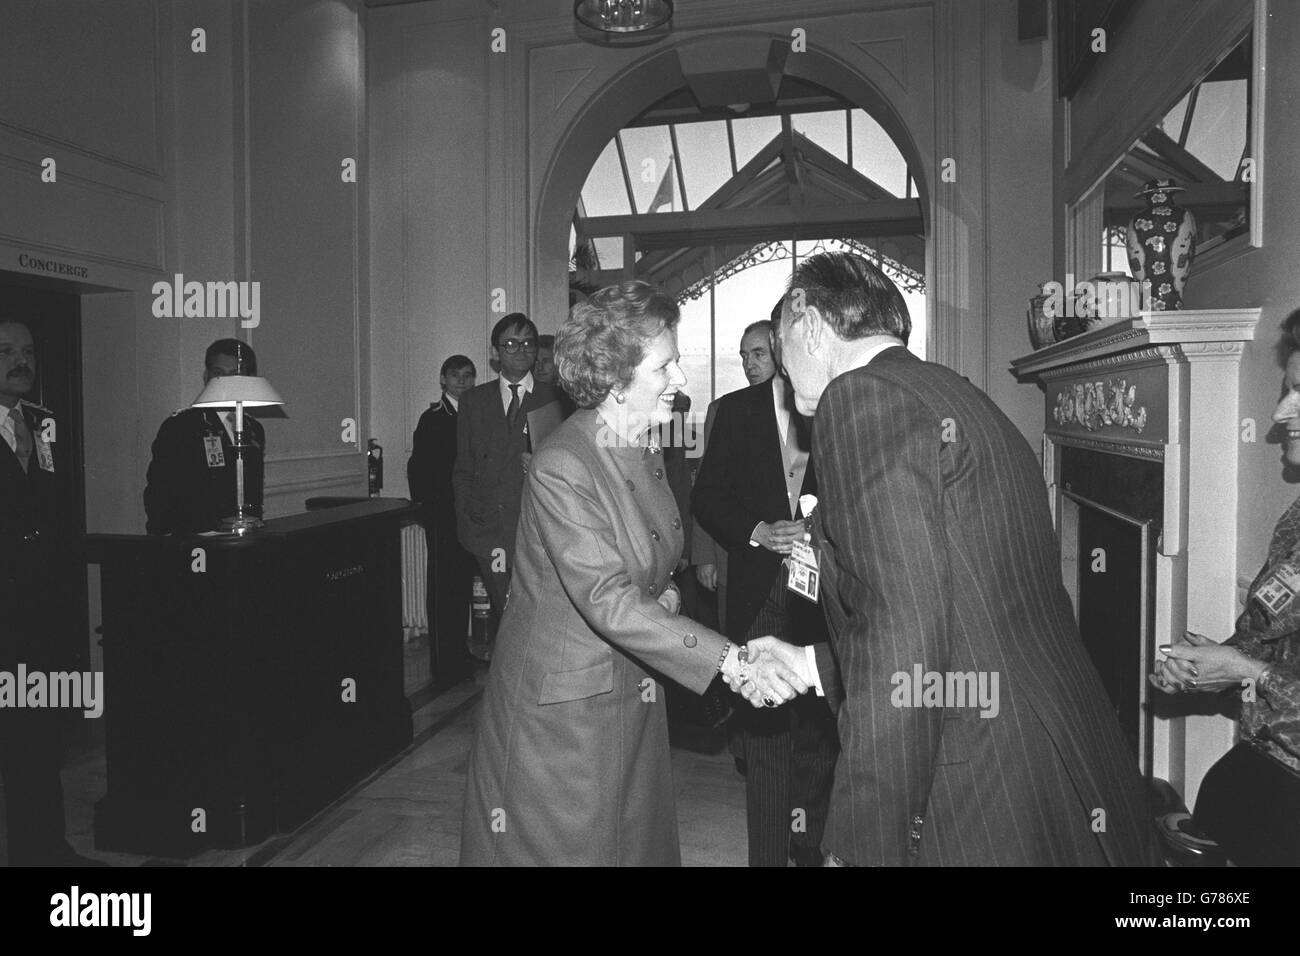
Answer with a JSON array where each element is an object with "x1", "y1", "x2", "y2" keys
[{"x1": 721, "y1": 637, "x2": 815, "y2": 709}]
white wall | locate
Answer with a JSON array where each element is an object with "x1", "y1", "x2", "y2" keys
[
  {"x1": 0, "y1": 0, "x2": 370, "y2": 536},
  {"x1": 367, "y1": 0, "x2": 1057, "y2": 469}
]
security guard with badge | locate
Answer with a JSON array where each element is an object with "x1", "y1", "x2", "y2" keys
[
  {"x1": 0, "y1": 318, "x2": 99, "y2": 865},
  {"x1": 143, "y1": 339, "x2": 265, "y2": 535}
]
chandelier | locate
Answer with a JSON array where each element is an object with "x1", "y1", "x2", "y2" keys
[{"x1": 573, "y1": 0, "x2": 674, "y2": 34}]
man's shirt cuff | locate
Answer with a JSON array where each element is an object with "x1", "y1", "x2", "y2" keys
[{"x1": 804, "y1": 644, "x2": 825, "y2": 696}]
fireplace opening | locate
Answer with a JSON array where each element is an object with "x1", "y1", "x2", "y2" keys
[{"x1": 1058, "y1": 447, "x2": 1163, "y2": 777}]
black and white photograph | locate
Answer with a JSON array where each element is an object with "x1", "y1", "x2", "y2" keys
[{"x1": 0, "y1": 0, "x2": 1289, "y2": 935}]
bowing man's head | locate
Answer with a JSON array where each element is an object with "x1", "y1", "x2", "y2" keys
[{"x1": 776, "y1": 253, "x2": 910, "y2": 415}]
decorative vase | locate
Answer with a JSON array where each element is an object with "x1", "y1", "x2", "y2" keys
[
  {"x1": 1052, "y1": 294, "x2": 1084, "y2": 342},
  {"x1": 1081, "y1": 271, "x2": 1139, "y2": 332},
  {"x1": 1125, "y1": 179, "x2": 1196, "y2": 311},
  {"x1": 1027, "y1": 281, "x2": 1056, "y2": 349}
]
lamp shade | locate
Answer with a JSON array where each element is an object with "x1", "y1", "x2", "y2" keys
[
  {"x1": 191, "y1": 375, "x2": 285, "y2": 408},
  {"x1": 574, "y1": 0, "x2": 673, "y2": 33}
]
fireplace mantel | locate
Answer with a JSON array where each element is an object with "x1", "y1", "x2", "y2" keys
[
  {"x1": 1012, "y1": 308, "x2": 1261, "y2": 806},
  {"x1": 1012, "y1": 309, "x2": 1262, "y2": 378}
]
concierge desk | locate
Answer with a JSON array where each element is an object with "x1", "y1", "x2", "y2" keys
[{"x1": 86, "y1": 499, "x2": 415, "y2": 858}]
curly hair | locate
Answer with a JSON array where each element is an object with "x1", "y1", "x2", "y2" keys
[{"x1": 556, "y1": 280, "x2": 680, "y2": 409}]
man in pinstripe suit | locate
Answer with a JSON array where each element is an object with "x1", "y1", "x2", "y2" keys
[{"x1": 751, "y1": 252, "x2": 1161, "y2": 866}]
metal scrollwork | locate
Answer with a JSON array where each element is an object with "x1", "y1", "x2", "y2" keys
[{"x1": 1052, "y1": 378, "x2": 1147, "y2": 433}]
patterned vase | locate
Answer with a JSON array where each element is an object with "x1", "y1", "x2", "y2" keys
[
  {"x1": 1027, "y1": 281, "x2": 1056, "y2": 349},
  {"x1": 1125, "y1": 179, "x2": 1196, "y2": 311}
]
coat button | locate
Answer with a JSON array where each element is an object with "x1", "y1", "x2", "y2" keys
[
  {"x1": 648, "y1": 584, "x2": 658, "y2": 595},
  {"x1": 912, "y1": 814, "x2": 923, "y2": 826},
  {"x1": 910, "y1": 829, "x2": 922, "y2": 841},
  {"x1": 654, "y1": 468, "x2": 664, "y2": 480},
  {"x1": 683, "y1": 633, "x2": 697, "y2": 648},
  {"x1": 651, "y1": 529, "x2": 660, "y2": 541},
  {"x1": 671, "y1": 517, "x2": 681, "y2": 529},
  {"x1": 625, "y1": 479, "x2": 635, "y2": 491}
]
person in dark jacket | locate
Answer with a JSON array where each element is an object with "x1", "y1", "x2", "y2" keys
[
  {"x1": 143, "y1": 339, "x2": 264, "y2": 535},
  {"x1": 409, "y1": 354, "x2": 476, "y2": 684}
]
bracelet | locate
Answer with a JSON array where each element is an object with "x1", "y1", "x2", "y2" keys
[
  {"x1": 1255, "y1": 665, "x2": 1272, "y2": 693},
  {"x1": 716, "y1": 640, "x2": 731, "y2": 674}
]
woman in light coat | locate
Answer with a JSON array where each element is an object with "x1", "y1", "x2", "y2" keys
[{"x1": 459, "y1": 281, "x2": 801, "y2": 865}]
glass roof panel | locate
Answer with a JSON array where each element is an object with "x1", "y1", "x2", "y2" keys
[
  {"x1": 579, "y1": 139, "x2": 631, "y2": 218},
  {"x1": 1158, "y1": 91, "x2": 1191, "y2": 144},
  {"x1": 593, "y1": 236, "x2": 623, "y2": 270},
  {"x1": 730, "y1": 115, "x2": 782, "y2": 169},
  {"x1": 792, "y1": 110, "x2": 848, "y2": 164},
  {"x1": 850, "y1": 108, "x2": 906, "y2": 196},
  {"x1": 1184, "y1": 79, "x2": 1247, "y2": 181},
  {"x1": 619, "y1": 126, "x2": 681, "y2": 213},
  {"x1": 673, "y1": 121, "x2": 733, "y2": 208}
]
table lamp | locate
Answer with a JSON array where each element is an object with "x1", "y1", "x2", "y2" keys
[{"x1": 191, "y1": 373, "x2": 285, "y2": 535}]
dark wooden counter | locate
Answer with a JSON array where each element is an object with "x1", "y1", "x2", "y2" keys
[{"x1": 87, "y1": 499, "x2": 415, "y2": 857}]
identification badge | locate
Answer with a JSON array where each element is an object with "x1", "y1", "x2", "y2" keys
[
  {"x1": 786, "y1": 538, "x2": 820, "y2": 603},
  {"x1": 35, "y1": 439, "x2": 54, "y2": 473},
  {"x1": 1255, "y1": 560, "x2": 1300, "y2": 617},
  {"x1": 203, "y1": 435, "x2": 226, "y2": 468}
]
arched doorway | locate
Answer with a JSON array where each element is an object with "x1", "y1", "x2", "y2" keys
[{"x1": 531, "y1": 32, "x2": 932, "y2": 356}]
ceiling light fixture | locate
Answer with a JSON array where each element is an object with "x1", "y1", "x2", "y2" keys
[{"x1": 573, "y1": 0, "x2": 674, "y2": 34}]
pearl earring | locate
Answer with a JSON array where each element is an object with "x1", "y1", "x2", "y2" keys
[{"x1": 614, "y1": 392, "x2": 626, "y2": 405}]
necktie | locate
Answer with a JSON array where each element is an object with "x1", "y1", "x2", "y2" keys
[
  {"x1": 9, "y1": 406, "x2": 32, "y2": 473},
  {"x1": 507, "y1": 383, "x2": 520, "y2": 429}
]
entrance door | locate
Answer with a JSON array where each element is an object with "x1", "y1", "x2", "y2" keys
[{"x1": 0, "y1": 277, "x2": 88, "y2": 670}]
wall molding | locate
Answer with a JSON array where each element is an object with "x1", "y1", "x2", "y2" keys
[{"x1": 0, "y1": 151, "x2": 166, "y2": 273}]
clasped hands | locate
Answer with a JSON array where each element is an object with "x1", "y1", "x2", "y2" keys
[
  {"x1": 1149, "y1": 630, "x2": 1267, "y2": 695},
  {"x1": 721, "y1": 636, "x2": 813, "y2": 709}
]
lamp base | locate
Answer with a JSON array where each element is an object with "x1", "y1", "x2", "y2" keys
[{"x1": 219, "y1": 514, "x2": 265, "y2": 535}]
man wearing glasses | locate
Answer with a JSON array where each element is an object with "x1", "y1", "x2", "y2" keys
[{"x1": 452, "y1": 313, "x2": 560, "y2": 661}]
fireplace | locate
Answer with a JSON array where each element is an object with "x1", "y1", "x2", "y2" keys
[
  {"x1": 1012, "y1": 308, "x2": 1260, "y2": 805},
  {"x1": 1056, "y1": 447, "x2": 1161, "y2": 776}
]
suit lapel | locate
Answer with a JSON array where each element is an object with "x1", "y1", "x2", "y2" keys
[
  {"x1": 0, "y1": 438, "x2": 24, "y2": 481},
  {"x1": 748, "y1": 384, "x2": 785, "y2": 511}
]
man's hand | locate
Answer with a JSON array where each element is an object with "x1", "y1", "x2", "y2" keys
[
  {"x1": 722, "y1": 637, "x2": 810, "y2": 708},
  {"x1": 752, "y1": 520, "x2": 805, "y2": 555},
  {"x1": 521, "y1": 451, "x2": 533, "y2": 475},
  {"x1": 696, "y1": 563, "x2": 718, "y2": 590},
  {"x1": 747, "y1": 636, "x2": 813, "y2": 691}
]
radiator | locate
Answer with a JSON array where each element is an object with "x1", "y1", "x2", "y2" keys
[{"x1": 402, "y1": 523, "x2": 428, "y2": 640}]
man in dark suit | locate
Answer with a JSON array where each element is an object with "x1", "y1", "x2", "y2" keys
[
  {"x1": 692, "y1": 317, "x2": 838, "y2": 868},
  {"x1": 0, "y1": 319, "x2": 98, "y2": 866},
  {"x1": 453, "y1": 314, "x2": 560, "y2": 660},
  {"x1": 753, "y1": 252, "x2": 1160, "y2": 865},
  {"x1": 144, "y1": 339, "x2": 265, "y2": 535},
  {"x1": 409, "y1": 354, "x2": 477, "y2": 685},
  {"x1": 692, "y1": 316, "x2": 780, "y2": 630}
]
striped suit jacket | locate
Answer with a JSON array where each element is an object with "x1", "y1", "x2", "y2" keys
[{"x1": 809, "y1": 347, "x2": 1161, "y2": 866}]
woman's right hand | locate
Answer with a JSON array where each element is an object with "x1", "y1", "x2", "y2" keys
[
  {"x1": 1150, "y1": 630, "x2": 1202, "y2": 694},
  {"x1": 1150, "y1": 630, "x2": 1263, "y2": 694}
]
